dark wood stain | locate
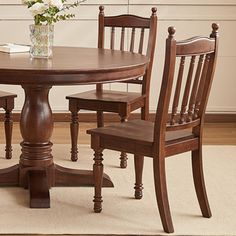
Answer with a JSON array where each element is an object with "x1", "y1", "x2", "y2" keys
[
  {"x1": 66, "y1": 6, "x2": 157, "y2": 167},
  {"x1": 87, "y1": 23, "x2": 219, "y2": 233},
  {"x1": 0, "y1": 37, "x2": 148, "y2": 207}
]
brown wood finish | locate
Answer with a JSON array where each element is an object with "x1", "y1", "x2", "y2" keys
[
  {"x1": 66, "y1": 6, "x2": 157, "y2": 168},
  {"x1": 0, "y1": 90, "x2": 16, "y2": 159},
  {"x1": 0, "y1": 48, "x2": 147, "y2": 84},
  {"x1": 0, "y1": 112, "x2": 235, "y2": 123},
  {"x1": 0, "y1": 122, "x2": 234, "y2": 145},
  {"x1": 87, "y1": 23, "x2": 219, "y2": 233},
  {"x1": 0, "y1": 47, "x2": 148, "y2": 208}
]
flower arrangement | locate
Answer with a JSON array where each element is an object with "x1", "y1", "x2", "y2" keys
[{"x1": 22, "y1": 0, "x2": 86, "y2": 25}]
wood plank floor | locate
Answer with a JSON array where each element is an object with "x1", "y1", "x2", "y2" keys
[{"x1": 0, "y1": 122, "x2": 235, "y2": 145}]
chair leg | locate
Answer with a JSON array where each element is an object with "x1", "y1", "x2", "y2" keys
[
  {"x1": 120, "y1": 152, "x2": 128, "y2": 168},
  {"x1": 141, "y1": 105, "x2": 149, "y2": 120},
  {"x1": 119, "y1": 116, "x2": 128, "y2": 168},
  {"x1": 192, "y1": 147, "x2": 212, "y2": 218},
  {"x1": 70, "y1": 110, "x2": 79, "y2": 162},
  {"x1": 4, "y1": 110, "x2": 13, "y2": 159},
  {"x1": 97, "y1": 111, "x2": 104, "y2": 128},
  {"x1": 153, "y1": 156, "x2": 174, "y2": 233},
  {"x1": 134, "y1": 155, "x2": 144, "y2": 199},
  {"x1": 93, "y1": 149, "x2": 104, "y2": 213}
]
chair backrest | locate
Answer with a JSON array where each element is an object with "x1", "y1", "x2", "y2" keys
[
  {"x1": 154, "y1": 24, "x2": 219, "y2": 145},
  {"x1": 96, "y1": 5, "x2": 157, "y2": 95}
]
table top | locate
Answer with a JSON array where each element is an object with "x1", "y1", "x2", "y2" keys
[{"x1": 0, "y1": 47, "x2": 148, "y2": 85}]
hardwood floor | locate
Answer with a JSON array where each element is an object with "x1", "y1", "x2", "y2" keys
[
  {"x1": 202, "y1": 123, "x2": 236, "y2": 145},
  {"x1": 0, "y1": 122, "x2": 235, "y2": 145}
]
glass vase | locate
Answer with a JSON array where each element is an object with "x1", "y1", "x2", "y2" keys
[{"x1": 29, "y1": 24, "x2": 54, "y2": 58}]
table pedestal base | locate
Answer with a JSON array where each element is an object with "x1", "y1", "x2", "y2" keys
[{"x1": 0, "y1": 163, "x2": 113, "y2": 208}]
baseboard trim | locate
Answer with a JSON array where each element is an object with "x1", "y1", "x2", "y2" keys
[{"x1": 1, "y1": 112, "x2": 235, "y2": 123}]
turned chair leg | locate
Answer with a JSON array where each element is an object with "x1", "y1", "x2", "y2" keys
[
  {"x1": 70, "y1": 110, "x2": 79, "y2": 162},
  {"x1": 4, "y1": 110, "x2": 13, "y2": 159},
  {"x1": 97, "y1": 111, "x2": 104, "y2": 128},
  {"x1": 192, "y1": 147, "x2": 212, "y2": 218},
  {"x1": 93, "y1": 149, "x2": 104, "y2": 213},
  {"x1": 119, "y1": 116, "x2": 128, "y2": 168},
  {"x1": 153, "y1": 156, "x2": 174, "y2": 233},
  {"x1": 120, "y1": 152, "x2": 128, "y2": 168},
  {"x1": 134, "y1": 155, "x2": 144, "y2": 199}
]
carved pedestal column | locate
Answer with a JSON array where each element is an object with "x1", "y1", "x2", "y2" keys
[{"x1": 19, "y1": 85, "x2": 53, "y2": 208}]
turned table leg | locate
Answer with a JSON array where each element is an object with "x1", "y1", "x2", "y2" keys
[
  {"x1": 19, "y1": 85, "x2": 54, "y2": 208},
  {"x1": 0, "y1": 85, "x2": 113, "y2": 208},
  {"x1": 17, "y1": 85, "x2": 113, "y2": 208}
]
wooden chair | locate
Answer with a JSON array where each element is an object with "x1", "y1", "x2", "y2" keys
[
  {"x1": 87, "y1": 23, "x2": 219, "y2": 233},
  {"x1": 0, "y1": 91, "x2": 16, "y2": 159},
  {"x1": 66, "y1": 6, "x2": 157, "y2": 168}
]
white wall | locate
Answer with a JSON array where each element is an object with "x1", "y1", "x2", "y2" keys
[{"x1": 0, "y1": 0, "x2": 235, "y2": 113}]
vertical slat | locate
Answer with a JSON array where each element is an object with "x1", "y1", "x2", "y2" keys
[
  {"x1": 110, "y1": 27, "x2": 115, "y2": 50},
  {"x1": 187, "y1": 55, "x2": 204, "y2": 121},
  {"x1": 120, "y1": 27, "x2": 125, "y2": 51},
  {"x1": 96, "y1": 5, "x2": 105, "y2": 92},
  {"x1": 194, "y1": 54, "x2": 210, "y2": 119},
  {"x1": 130, "y1": 28, "x2": 136, "y2": 52},
  {"x1": 179, "y1": 56, "x2": 196, "y2": 124},
  {"x1": 170, "y1": 56, "x2": 185, "y2": 125},
  {"x1": 138, "y1": 28, "x2": 145, "y2": 54},
  {"x1": 98, "y1": 5, "x2": 105, "y2": 49}
]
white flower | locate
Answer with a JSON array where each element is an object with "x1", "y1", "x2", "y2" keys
[
  {"x1": 42, "y1": 12, "x2": 51, "y2": 18},
  {"x1": 22, "y1": 0, "x2": 83, "y2": 25},
  {"x1": 43, "y1": 0, "x2": 64, "y2": 10},
  {"x1": 29, "y1": 2, "x2": 48, "y2": 16}
]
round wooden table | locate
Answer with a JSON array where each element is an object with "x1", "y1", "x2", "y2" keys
[{"x1": 0, "y1": 47, "x2": 148, "y2": 208}]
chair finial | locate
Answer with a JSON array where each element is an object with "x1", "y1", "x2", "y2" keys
[
  {"x1": 99, "y1": 5, "x2": 104, "y2": 14},
  {"x1": 168, "y1": 26, "x2": 176, "y2": 38},
  {"x1": 210, "y1": 23, "x2": 219, "y2": 38},
  {"x1": 151, "y1": 7, "x2": 157, "y2": 15}
]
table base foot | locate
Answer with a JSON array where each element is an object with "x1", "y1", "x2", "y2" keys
[
  {"x1": 28, "y1": 170, "x2": 50, "y2": 208},
  {"x1": 0, "y1": 163, "x2": 113, "y2": 208},
  {"x1": 0, "y1": 164, "x2": 19, "y2": 186},
  {"x1": 54, "y1": 164, "x2": 114, "y2": 187}
]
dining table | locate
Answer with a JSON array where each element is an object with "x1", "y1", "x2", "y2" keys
[{"x1": 0, "y1": 46, "x2": 149, "y2": 208}]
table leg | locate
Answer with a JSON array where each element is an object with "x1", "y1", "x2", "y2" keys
[
  {"x1": 18, "y1": 85, "x2": 53, "y2": 208},
  {"x1": 0, "y1": 85, "x2": 113, "y2": 208},
  {"x1": 54, "y1": 164, "x2": 113, "y2": 187},
  {"x1": 28, "y1": 170, "x2": 50, "y2": 208},
  {"x1": 0, "y1": 164, "x2": 19, "y2": 186}
]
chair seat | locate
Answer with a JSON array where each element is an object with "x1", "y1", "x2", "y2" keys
[
  {"x1": 87, "y1": 119, "x2": 195, "y2": 146},
  {"x1": 0, "y1": 90, "x2": 17, "y2": 99},
  {"x1": 66, "y1": 90, "x2": 144, "y2": 104}
]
